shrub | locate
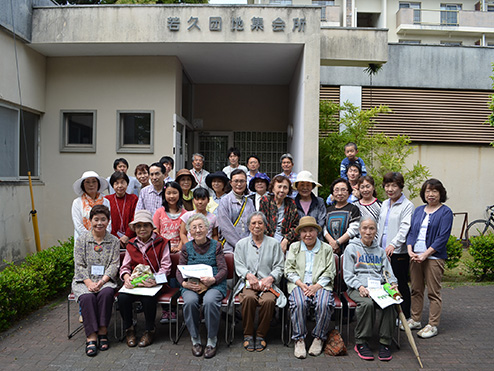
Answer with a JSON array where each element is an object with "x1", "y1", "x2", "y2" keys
[
  {"x1": 445, "y1": 235, "x2": 463, "y2": 270},
  {"x1": 0, "y1": 238, "x2": 74, "y2": 332},
  {"x1": 318, "y1": 100, "x2": 430, "y2": 200},
  {"x1": 466, "y1": 233, "x2": 494, "y2": 281}
]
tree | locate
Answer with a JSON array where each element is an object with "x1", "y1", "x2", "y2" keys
[{"x1": 318, "y1": 100, "x2": 430, "y2": 200}]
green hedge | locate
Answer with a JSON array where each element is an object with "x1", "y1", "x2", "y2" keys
[
  {"x1": 467, "y1": 233, "x2": 494, "y2": 281},
  {"x1": 0, "y1": 238, "x2": 74, "y2": 332},
  {"x1": 445, "y1": 235, "x2": 463, "y2": 270}
]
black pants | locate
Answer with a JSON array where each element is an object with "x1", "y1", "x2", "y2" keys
[
  {"x1": 391, "y1": 253, "x2": 411, "y2": 319},
  {"x1": 118, "y1": 293, "x2": 158, "y2": 331}
]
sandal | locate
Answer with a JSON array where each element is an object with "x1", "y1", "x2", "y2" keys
[
  {"x1": 98, "y1": 334, "x2": 110, "y2": 351},
  {"x1": 255, "y1": 337, "x2": 267, "y2": 352},
  {"x1": 85, "y1": 340, "x2": 98, "y2": 357},
  {"x1": 243, "y1": 336, "x2": 255, "y2": 352}
]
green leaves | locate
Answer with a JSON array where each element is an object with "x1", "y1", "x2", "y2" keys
[
  {"x1": 466, "y1": 233, "x2": 494, "y2": 281},
  {"x1": 0, "y1": 238, "x2": 74, "y2": 332},
  {"x1": 318, "y1": 100, "x2": 430, "y2": 200},
  {"x1": 445, "y1": 236, "x2": 463, "y2": 270}
]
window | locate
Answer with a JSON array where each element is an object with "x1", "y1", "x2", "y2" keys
[
  {"x1": 0, "y1": 104, "x2": 39, "y2": 179},
  {"x1": 117, "y1": 111, "x2": 154, "y2": 153},
  {"x1": 440, "y1": 40, "x2": 463, "y2": 46},
  {"x1": 60, "y1": 110, "x2": 96, "y2": 152},
  {"x1": 314, "y1": 1, "x2": 335, "y2": 21},
  {"x1": 399, "y1": 39, "x2": 421, "y2": 44},
  {"x1": 399, "y1": 2, "x2": 422, "y2": 24},
  {"x1": 441, "y1": 3, "x2": 462, "y2": 26}
]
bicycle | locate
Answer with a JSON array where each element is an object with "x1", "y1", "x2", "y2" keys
[{"x1": 466, "y1": 205, "x2": 494, "y2": 244}]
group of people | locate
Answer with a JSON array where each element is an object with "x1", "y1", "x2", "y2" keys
[{"x1": 70, "y1": 143, "x2": 453, "y2": 363}]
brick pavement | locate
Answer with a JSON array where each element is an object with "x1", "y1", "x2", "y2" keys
[{"x1": 1, "y1": 285, "x2": 493, "y2": 370}]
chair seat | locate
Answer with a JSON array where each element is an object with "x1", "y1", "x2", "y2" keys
[
  {"x1": 157, "y1": 288, "x2": 180, "y2": 304},
  {"x1": 334, "y1": 294, "x2": 342, "y2": 308}
]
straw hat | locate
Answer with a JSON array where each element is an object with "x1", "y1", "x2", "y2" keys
[
  {"x1": 295, "y1": 216, "x2": 322, "y2": 233},
  {"x1": 293, "y1": 170, "x2": 322, "y2": 190},
  {"x1": 248, "y1": 172, "x2": 271, "y2": 192},
  {"x1": 72, "y1": 170, "x2": 109, "y2": 196},
  {"x1": 129, "y1": 210, "x2": 155, "y2": 231},
  {"x1": 175, "y1": 169, "x2": 198, "y2": 189}
]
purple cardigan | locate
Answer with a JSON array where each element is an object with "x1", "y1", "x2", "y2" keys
[{"x1": 406, "y1": 204, "x2": 453, "y2": 260}]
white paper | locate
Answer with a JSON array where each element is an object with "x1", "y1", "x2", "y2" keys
[
  {"x1": 367, "y1": 278, "x2": 381, "y2": 289},
  {"x1": 154, "y1": 273, "x2": 167, "y2": 284},
  {"x1": 119, "y1": 285, "x2": 163, "y2": 296},
  {"x1": 368, "y1": 286, "x2": 403, "y2": 309},
  {"x1": 178, "y1": 264, "x2": 214, "y2": 279},
  {"x1": 91, "y1": 265, "x2": 104, "y2": 276}
]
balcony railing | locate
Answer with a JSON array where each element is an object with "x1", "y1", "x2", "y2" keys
[{"x1": 397, "y1": 8, "x2": 494, "y2": 30}]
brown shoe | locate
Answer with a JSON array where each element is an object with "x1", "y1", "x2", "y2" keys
[
  {"x1": 125, "y1": 328, "x2": 137, "y2": 347},
  {"x1": 192, "y1": 343, "x2": 203, "y2": 357},
  {"x1": 204, "y1": 345, "x2": 217, "y2": 359},
  {"x1": 138, "y1": 330, "x2": 155, "y2": 347}
]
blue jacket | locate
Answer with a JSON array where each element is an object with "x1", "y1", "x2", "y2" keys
[{"x1": 406, "y1": 204, "x2": 453, "y2": 260}]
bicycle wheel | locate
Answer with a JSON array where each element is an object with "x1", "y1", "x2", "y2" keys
[{"x1": 466, "y1": 219, "x2": 494, "y2": 243}]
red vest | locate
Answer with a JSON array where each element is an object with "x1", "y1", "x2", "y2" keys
[{"x1": 126, "y1": 235, "x2": 168, "y2": 273}]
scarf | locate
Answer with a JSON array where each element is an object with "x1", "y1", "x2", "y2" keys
[{"x1": 81, "y1": 192, "x2": 106, "y2": 231}]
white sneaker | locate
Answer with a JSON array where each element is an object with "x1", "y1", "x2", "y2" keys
[
  {"x1": 417, "y1": 324, "x2": 438, "y2": 338},
  {"x1": 400, "y1": 318, "x2": 421, "y2": 331},
  {"x1": 308, "y1": 338, "x2": 324, "y2": 356},
  {"x1": 294, "y1": 339, "x2": 307, "y2": 359}
]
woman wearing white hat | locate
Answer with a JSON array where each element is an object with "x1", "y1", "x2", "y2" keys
[
  {"x1": 72, "y1": 171, "x2": 111, "y2": 243},
  {"x1": 293, "y1": 171, "x2": 326, "y2": 234}
]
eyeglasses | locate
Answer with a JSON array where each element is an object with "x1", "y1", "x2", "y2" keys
[
  {"x1": 190, "y1": 225, "x2": 206, "y2": 231},
  {"x1": 231, "y1": 180, "x2": 246, "y2": 184},
  {"x1": 134, "y1": 223, "x2": 151, "y2": 229},
  {"x1": 333, "y1": 188, "x2": 348, "y2": 194}
]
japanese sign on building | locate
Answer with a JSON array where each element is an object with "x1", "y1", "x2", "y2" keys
[{"x1": 166, "y1": 16, "x2": 307, "y2": 33}]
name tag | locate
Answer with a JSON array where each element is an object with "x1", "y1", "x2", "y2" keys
[
  {"x1": 367, "y1": 278, "x2": 381, "y2": 289},
  {"x1": 155, "y1": 273, "x2": 167, "y2": 284},
  {"x1": 91, "y1": 265, "x2": 105, "y2": 276}
]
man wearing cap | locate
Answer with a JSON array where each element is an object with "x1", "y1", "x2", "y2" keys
[
  {"x1": 277, "y1": 153, "x2": 298, "y2": 197},
  {"x1": 190, "y1": 153, "x2": 209, "y2": 191},
  {"x1": 293, "y1": 171, "x2": 326, "y2": 236},
  {"x1": 135, "y1": 162, "x2": 166, "y2": 217},
  {"x1": 285, "y1": 216, "x2": 336, "y2": 359}
]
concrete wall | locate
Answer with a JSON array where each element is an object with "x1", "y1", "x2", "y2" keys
[
  {"x1": 0, "y1": 30, "x2": 46, "y2": 111},
  {"x1": 40, "y1": 56, "x2": 181, "y2": 246},
  {"x1": 405, "y1": 143, "x2": 494, "y2": 238},
  {"x1": 193, "y1": 84, "x2": 289, "y2": 131},
  {"x1": 320, "y1": 43, "x2": 494, "y2": 90},
  {"x1": 320, "y1": 27, "x2": 388, "y2": 66}
]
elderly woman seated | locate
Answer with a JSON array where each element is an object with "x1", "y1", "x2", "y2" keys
[
  {"x1": 342, "y1": 217, "x2": 398, "y2": 362},
  {"x1": 176, "y1": 214, "x2": 227, "y2": 359},
  {"x1": 119, "y1": 210, "x2": 171, "y2": 348},
  {"x1": 233, "y1": 211, "x2": 286, "y2": 352},
  {"x1": 285, "y1": 216, "x2": 336, "y2": 359},
  {"x1": 72, "y1": 205, "x2": 120, "y2": 357}
]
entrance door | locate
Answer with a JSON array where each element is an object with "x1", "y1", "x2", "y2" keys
[
  {"x1": 197, "y1": 131, "x2": 233, "y2": 173},
  {"x1": 173, "y1": 114, "x2": 193, "y2": 171}
]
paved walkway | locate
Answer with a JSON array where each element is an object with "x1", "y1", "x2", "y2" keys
[{"x1": 1, "y1": 285, "x2": 493, "y2": 370}]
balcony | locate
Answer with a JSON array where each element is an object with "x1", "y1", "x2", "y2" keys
[{"x1": 396, "y1": 8, "x2": 494, "y2": 37}]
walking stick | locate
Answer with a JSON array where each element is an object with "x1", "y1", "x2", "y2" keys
[{"x1": 384, "y1": 271, "x2": 424, "y2": 369}]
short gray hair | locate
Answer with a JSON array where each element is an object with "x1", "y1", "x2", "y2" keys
[
  {"x1": 186, "y1": 213, "x2": 210, "y2": 232},
  {"x1": 359, "y1": 216, "x2": 377, "y2": 228},
  {"x1": 192, "y1": 153, "x2": 205, "y2": 161},
  {"x1": 247, "y1": 211, "x2": 268, "y2": 227}
]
